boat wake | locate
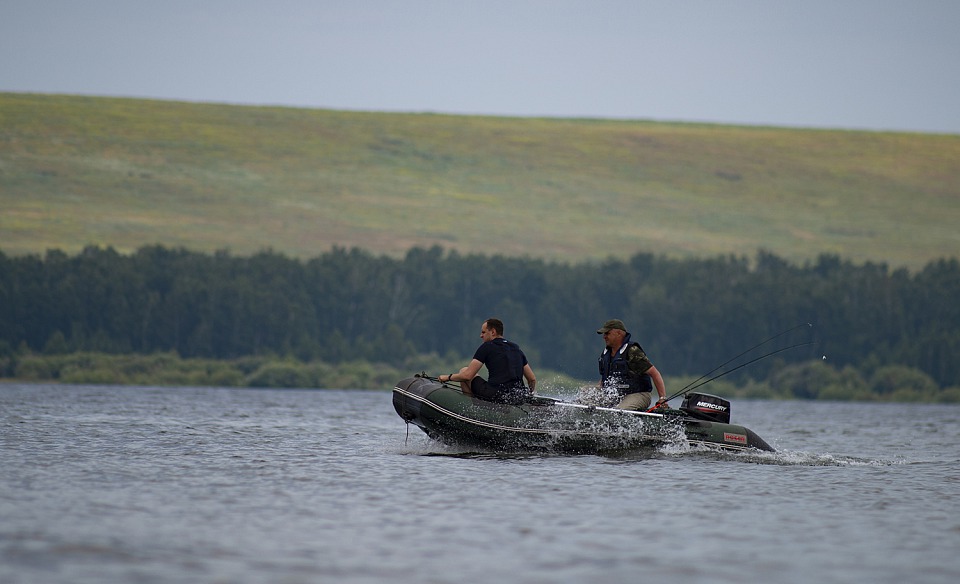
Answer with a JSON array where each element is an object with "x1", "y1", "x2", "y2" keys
[
  {"x1": 396, "y1": 433, "x2": 903, "y2": 466},
  {"x1": 655, "y1": 440, "x2": 903, "y2": 466}
]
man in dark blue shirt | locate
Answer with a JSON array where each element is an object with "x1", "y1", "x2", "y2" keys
[{"x1": 439, "y1": 318, "x2": 537, "y2": 404}]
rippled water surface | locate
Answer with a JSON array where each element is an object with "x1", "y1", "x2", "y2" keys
[{"x1": 2, "y1": 384, "x2": 958, "y2": 583}]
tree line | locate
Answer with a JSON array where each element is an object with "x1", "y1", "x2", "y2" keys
[{"x1": 1, "y1": 245, "x2": 958, "y2": 396}]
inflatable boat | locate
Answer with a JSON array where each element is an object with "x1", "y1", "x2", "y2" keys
[{"x1": 393, "y1": 374, "x2": 774, "y2": 453}]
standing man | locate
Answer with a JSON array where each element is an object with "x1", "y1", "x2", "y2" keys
[
  {"x1": 596, "y1": 319, "x2": 667, "y2": 411},
  {"x1": 439, "y1": 318, "x2": 537, "y2": 404}
]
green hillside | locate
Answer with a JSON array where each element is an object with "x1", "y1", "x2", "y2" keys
[{"x1": 2, "y1": 93, "x2": 958, "y2": 268}]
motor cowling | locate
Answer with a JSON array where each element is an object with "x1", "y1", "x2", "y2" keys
[{"x1": 680, "y1": 392, "x2": 731, "y2": 424}]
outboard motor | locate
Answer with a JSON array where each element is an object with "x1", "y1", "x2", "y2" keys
[{"x1": 680, "y1": 392, "x2": 731, "y2": 424}]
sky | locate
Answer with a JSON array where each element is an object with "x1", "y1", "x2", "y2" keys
[{"x1": 2, "y1": 0, "x2": 959, "y2": 134}]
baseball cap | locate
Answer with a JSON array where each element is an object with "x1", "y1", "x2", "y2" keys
[{"x1": 596, "y1": 319, "x2": 627, "y2": 334}]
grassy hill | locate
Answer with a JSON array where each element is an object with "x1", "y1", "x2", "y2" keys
[{"x1": 2, "y1": 92, "x2": 958, "y2": 268}]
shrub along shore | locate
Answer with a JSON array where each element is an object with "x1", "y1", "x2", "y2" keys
[{"x1": 3, "y1": 350, "x2": 957, "y2": 403}]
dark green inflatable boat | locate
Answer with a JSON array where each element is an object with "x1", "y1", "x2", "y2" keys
[{"x1": 393, "y1": 375, "x2": 774, "y2": 453}]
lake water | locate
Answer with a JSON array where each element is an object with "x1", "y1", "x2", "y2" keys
[{"x1": 2, "y1": 383, "x2": 958, "y2": 584}]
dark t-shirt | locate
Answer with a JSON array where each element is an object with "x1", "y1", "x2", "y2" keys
[{"x1": 473, "y1": 338, "x2": 528, "y2": 388}]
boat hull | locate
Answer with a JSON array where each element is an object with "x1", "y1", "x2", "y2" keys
[{"x1": 393, "y1": 376, "x2": 774, "y2": 453}]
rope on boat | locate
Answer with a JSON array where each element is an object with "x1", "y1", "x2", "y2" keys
[{"x1": 416, "y1": 371, "x2": 464, "y2": 391}]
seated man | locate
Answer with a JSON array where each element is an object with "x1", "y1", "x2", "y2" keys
[
  {"x1": 438, "y1": 318, "x2": 537, "y2": 405},
  {"x1": 596, "y1": 319, "x2": 667, "y2": 410}
]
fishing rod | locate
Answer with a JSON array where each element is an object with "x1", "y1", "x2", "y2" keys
[
  {"x1": 678, "y1": 340, "x2": 816, "y2": 395},
  {"x1": 672, "y1": 323, "x2": 812, "y2": 399},
  {"x1": 647, "y1": 323, "x2": 816, "y2": 411}
]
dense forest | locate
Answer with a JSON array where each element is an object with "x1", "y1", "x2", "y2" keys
[{"x1": 1, "y1": 245, "x2": 958, "y2": 400}]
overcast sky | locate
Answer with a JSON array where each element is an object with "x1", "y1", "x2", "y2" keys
[{"x1": 2, "y1": 0, "x2": 958, "y2": 134}]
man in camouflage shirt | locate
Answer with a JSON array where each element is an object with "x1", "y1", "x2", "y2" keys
[{"x1": 596, "y1": 319, "x2": 668, "y2": 411}]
